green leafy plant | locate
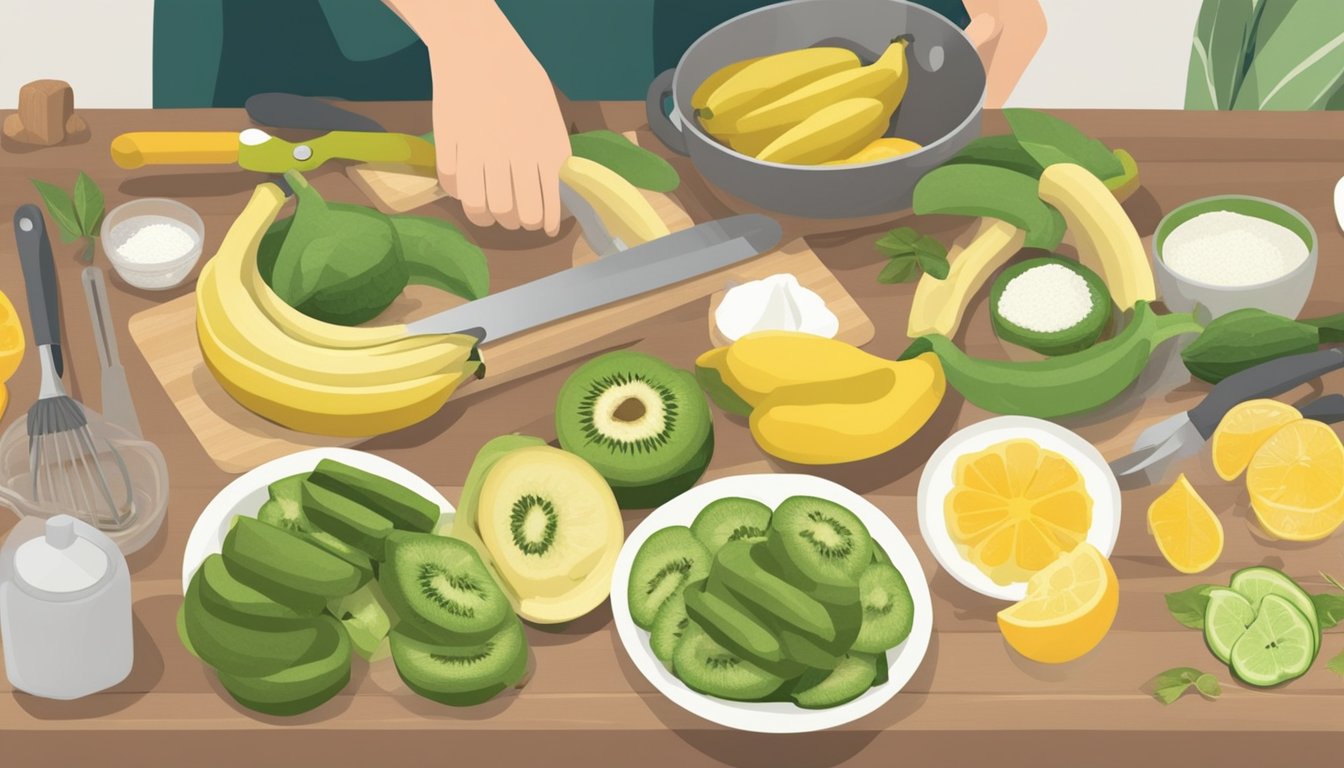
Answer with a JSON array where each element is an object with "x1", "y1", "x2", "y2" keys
[
  {"x1": 1164, "y1": 583, "x2": 1218, "y2": 629},
  {"x1": 1145, "y1": 667, "x2": 1221, "y2": 705},
  {"x1": 1329, "y1": 649, "x2": 1344, "y2": 677},
  {"x1": 31, "y1": 172, "x2": 104, "y2": 262},
  {"x1": 1313, "y1": 572, "x2": 1344, "y2": 630},
  {"x1": 875, "y1": 227, "x2": 949, "y2": 283}
]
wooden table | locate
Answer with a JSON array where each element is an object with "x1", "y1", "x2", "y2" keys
[{"x1": 2, "y1": 105, "x2": 1343, "y2": 766}]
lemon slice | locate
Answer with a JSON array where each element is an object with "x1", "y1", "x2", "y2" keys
[
  {"x1": 945, "y1": 439, "x2": 1092, "y2": 585},
  {"x1": 1211, "y1": 399, "x2": 1301, "y2": 481},
  {"x1": 996, "y1": 543, "x2": 1118, "y2": 664},
  {"x1": 0, "y1": 289, "x2": 25, "y2": 384},
  {"x1": 1246, "y1": 420, "x2": 1344, "y2": 541},
  {"x1": 1146, "y1": 474, "x2": 1223, "y2": 574}
]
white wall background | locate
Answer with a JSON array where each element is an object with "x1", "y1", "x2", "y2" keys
[{"x1": 0, "y1": 0, "x2": 1205, "y2": 110}]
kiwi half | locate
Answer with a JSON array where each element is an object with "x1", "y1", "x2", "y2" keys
[
  {"x1": 556, "y1": 351, "x2": 712, "y2": 506},
  {"x1": 628, "y1": 525, "x2": 711, "y2": 629},
  {"x1": 390, "y1": 618, "x2": 528, "y2": 706},
  {"x1": 852, "y1": 562, "x2": 915, "y2": 654},
  {"x1": 380, "y1": 532, "x2": 513, "y2": 643}
]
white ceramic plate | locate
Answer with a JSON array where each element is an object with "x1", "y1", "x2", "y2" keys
[
  {"x1": 611, "y1": 474, "x2": 933, "y2": 734},
  {"x1": 917, "y1": 416, "x2": 1121, "y2": 602},
  {"x1": 181, "y1": 448, "x2": 453, "y2": 592}
]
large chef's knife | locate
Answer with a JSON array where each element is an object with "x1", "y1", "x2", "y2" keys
[{"x1": 407, "y1": 214, "x2": 782, "y2": 342}]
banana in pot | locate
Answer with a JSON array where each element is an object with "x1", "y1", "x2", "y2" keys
[{"x1": 755, "y1": 98, "x2": 890, "y2": 165}]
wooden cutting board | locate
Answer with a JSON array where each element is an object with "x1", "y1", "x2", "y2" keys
[{"x1": 128, "y1": 163, "x2": 874, "y2": 474}]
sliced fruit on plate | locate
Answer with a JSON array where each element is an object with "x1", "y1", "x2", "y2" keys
[
  {"x1": 790, "y1": 652, "x2": 878, "y2": 710},
  {"x1": 223, "y1": 516, "x2": 365, "y2": 603},
  {"x1": 691, "y1": 497, "x2": 773, "y2": 555},
  {"x1": 1246, "y1": 419, "x2": 1344, "y2": 541},
  {"x1": 945, "y1": 439, "x2": 1092, "y2": 585},
  {"x1": 650, "y1": 592, "x2": 690, "y2": 666},
  {"x1": 197, "y1": 553, "x2": 316, "y2": 628},
  {"x1": 1229, "y1": 594, "x2": 1315, "y2": 687},
  {"x1": 300, "y1": 480, "x2": 393, "y2": 561},
  {"x1": 1228, "y1": 566, "x2": 1319, "y2": 654},
  {"x1": 1146, "y1": 474, "x2": 1223, "y2": 574},
  {"x1": 181, "y1": 571, "x2": 324, "y2": 677},
  {"x1": 683, "y1": 578, "x2": 788, "y2": 667},
  {"x1": 1203, "y1": 587, "x2": 1255, "y2": 665},
  {"x1": 996, "y1": 543, "x2": 1118, "y2": 664},
  {"x1": 308, "y1": 458, "x2": 440, "y2": 533},
  {"x1": 671, "y1": 622, "x2": 785, "y2": 702},
  {"x1": 389, "y1": 617, "x2": 529, "y2": 706},
  {"x1": 379, "y1": 532, "x2": 513, "y2": 644},
  {"x1": 707, "y1": 541, "x2": 835, "y2": 642},
  {"x1": 217, "y1": 615, "x2": 352, "y2": 717},
  {"x1": 852, "y1": 562, "x2": 915, "y2": 653},
  {"x1": 628, "y1": 525, "x2": 711, "y2": 630},
  {"x1": 766, "y1": 495, "x2": 873, "y2": 600},
  {"x1": 1210, "y1": 399, "x2": 1302, "y2": 481}
]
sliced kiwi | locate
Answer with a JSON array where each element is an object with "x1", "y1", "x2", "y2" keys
[
  {"x1": 709, "y1": 542, "x2": 834, "y2": 642},
  {"x1": 555, "y1": 351, "x2": 713, "y2": 492},
  {"x1": 380, "y1": 532, "x2": 513, "y2": 644},
  {"x1": 628, "y1": 525, "x2": 711, "y2": 629},
  {"x1": 301, "y1": 480, "x2": 393, "y2": 561},
  {"x1": 302, "y1": 529, "x2": 375, "y2": 587},
  {"x1": 871, "y1": 541, "x2": 892, "y2": 566},
  {"x1": 217, "y1": 615, "x2": 352, "y2": 717},
  {"x1": 390, "y1": 617, "x2": 528, "y2": 706},
  {"x1": 683, "y1": 579, "x2": 785, "y2": 666},
  {"x1": 766, "y1": 496, "x2": 872, "y2": 602},
  {"x1": 223, "y1": 517, "x2": 365, "y2": 603},
  {"x1": 852, "y1": 562, "x2": 915, "y2": 654},
  {"x1": 607, "y1": 430, "x2": 714, "y2": 510},
  {"x1": 308, "y1": 459, "x2": 440, "y2": 533},
  {"x1": 258, "y1": 474, "x2": 309, "y2": 532},
  {"x1": 182, "y1": 571, "x2": 323, "y2": 677},
  {"x1": 673, "y1": 622, "x2": 785, "y2": 702},
  {"x1": 791, "y1": 653, "x2": 878, "y2": 709},
  {"x1": 650, "y1": 593, "x2": 689, "y2": 666},
  {"x1": 197, "y1": 553, "x2": 316, "y2": 628},
  {"x1": 453, "y1": 434, "x2": 548, "y2": 539},
  {"x1": 691, "y1": 497, "x2": 772, "y2": 554},
  {"x1": 328, "y1": 583, "x2": 396, "y2": 660},
  {"x1": 873, "y1": 652, "x2": 890, "y2": 687}
]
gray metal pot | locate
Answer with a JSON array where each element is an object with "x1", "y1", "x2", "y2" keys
[{"x1": 646, "y1": 0, "x2": 985, "y2": 219}]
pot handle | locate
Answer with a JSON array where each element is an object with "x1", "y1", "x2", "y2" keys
[{"x1": 645, "y1": 69, "x2": 688, "y2": 156}]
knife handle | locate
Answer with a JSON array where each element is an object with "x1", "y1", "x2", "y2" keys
[
  {"x1": 111, "y1": 132, "x2": 241, "y2": 169},
  {"x1": 305, "y1": 132, "x2": 437, "y2": 171},
  {"x1": 1190, "y1": 348, "x2": 1344, "y2": 437},
  {"x1": 1301, "y1": 394, "x2": 1344, "y2": 425}
]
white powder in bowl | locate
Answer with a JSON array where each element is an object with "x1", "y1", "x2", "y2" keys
[
  {"x1": 1162, "y1": 210, "x2": 1308, "y2": 287},
  {"x1": 109, "y1": 215, "x2": 198, "y2": 266},
  {"x1": 997, "y1": 263, "x2": 1093, "y2": 333}
]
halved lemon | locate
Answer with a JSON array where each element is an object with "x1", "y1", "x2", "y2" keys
[
  {"x1": 945, "y1": 439, "x2": 1092, "y2": 585},
  {"x1": 1147, "y1": 473, "x2": 1223, "y2": 574},
  {"x1": 0, "y1": 289, "x2": 25, "y2": 384},
  {"x1": 1211, "y1": 399, "x2": 1302, "y2": 481},
  {"x1": 1246, "y1": 420, "x2": 1344, "y2": 541},
  {"x1": 997, "y1": 543, "x2": 1118, "y2": 664}
]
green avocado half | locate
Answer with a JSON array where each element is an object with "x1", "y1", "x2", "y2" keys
[{"x1": 990, "y1": 256, "x2": 1113, "y2": 357}]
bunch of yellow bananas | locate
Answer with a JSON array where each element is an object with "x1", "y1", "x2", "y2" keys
[
  {"x1": 694, "y1": 39, "x2": 922, "y2": 166},
  {"x1": 196, "y1": 184, "x2": 482, "y2": 437}
]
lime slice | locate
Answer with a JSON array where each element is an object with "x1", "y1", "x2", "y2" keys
[
  {"x1": 1203, "y1": 587, "x2": 1255, "y2": 665},
  {"x1": 1229, "y1": 566, "x2": 1320, "y2": 654},
  {"x1": 1229, "y1": 595, "x2": 1315, "y2": 687}
]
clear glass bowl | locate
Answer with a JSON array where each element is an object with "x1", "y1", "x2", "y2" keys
[{"x1": 100, "y1": 198, "x2": 205, "y2": 291}]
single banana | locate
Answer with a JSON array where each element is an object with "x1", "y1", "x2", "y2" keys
[
  {"x1": 708, "y1": 331, "x2": 896, "y2": 406},
  {"x1": 558, "y1": 156, "x2": 670, "y2": 246},
  {"x1": 698, "y1": 47, "x2": 861, "y2": 132},
  {"x1": 1038, "y1": 163, "x2": 1156, "y2": 309},
  {"x1": 692, "y1": 56, "x2": 763, "y2": 112},
  {"x1": 824, "y1": 137, "x2": 923, "y2": 165},
  {"x1": 733, "y1": 38, "x2": 910, "y2": 135},
  {"x1": 756, "y1": 98, "x2": 888, "y2": 165}
]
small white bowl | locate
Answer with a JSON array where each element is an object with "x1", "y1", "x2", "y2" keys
[
  {"x1": 917, "y1": 416, "x2": 1121, "y2": 602},
  {"x1": 100, "y1": 198, "x2": 205, "y2": 291},
  {"x1": 1152, "y1": 195, "x2": 1317, "y2": 321}
]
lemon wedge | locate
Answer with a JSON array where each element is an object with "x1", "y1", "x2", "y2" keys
[
  {"x1": 1147, "y1": 474, "x2": 1222, "y2": 574},
  {"x1": 1211, "y1": 399, "x2": 1301, "y2": 481},
  {"x1": 997, "y1": 543, "x2": 1118, "y2": 664}
]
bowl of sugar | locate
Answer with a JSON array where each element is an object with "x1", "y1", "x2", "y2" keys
[
  {"x1": 1152, "y1": 195, "x2": 1317, "y2": 321},
  {"x1": 100, "y1": 198, "x2": 205, "y2": 291}
]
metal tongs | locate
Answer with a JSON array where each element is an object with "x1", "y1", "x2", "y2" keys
[{"x1": 1109, "y1": 348, "x2": 1344, "y2": 489}]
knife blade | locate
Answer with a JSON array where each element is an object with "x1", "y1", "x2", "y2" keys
[
  {"x1": 81, "y1": 267, "x2": 141, "y2": 438},
  {"x1": 406, "y1": 214, "x2": 782, "y2": 341}
]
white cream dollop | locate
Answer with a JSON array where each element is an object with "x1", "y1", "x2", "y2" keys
[{"x1": 714, "y1": 273, "x2": 839, "y2": 342}]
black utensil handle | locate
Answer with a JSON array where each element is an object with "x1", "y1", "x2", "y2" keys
[
  {"x1": 1301, "y1": 394, "x2": 1344, "y2": 424},
  {"x1": 244, "y1": 93, "x2": 386, "y2": 133},
  {"x1": 1190, "y1": 348, "x2": 1344, "y2": 437},
  {"x1": 13, "y1": 205, "x2": 63, "y2": 356}
]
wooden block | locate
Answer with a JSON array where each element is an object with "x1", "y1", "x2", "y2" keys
[{"x1": 17, "y1": 79, "x2": 74, "y2": 145}]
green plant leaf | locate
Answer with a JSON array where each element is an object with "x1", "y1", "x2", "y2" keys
[
  {"x1": 1184, "y1": 0, "x2": 1258, "y2": 110},
  {"x1": 913, "y1": 164, "x2": 1065, "y2": 250},
  {"x1": 875, "y1": 227, "x2": 949, "y2": 283},
  {"x1": 1328, "y1": 649, "x2": 1344, "y2": 677},
  {"x1": 877, "y1": 258, "x2": 917, "y2": 284},
  {"x1": 1146, "y1": 667, "x2": 1220, "y2": 705},
  {"x1": 1314, "y1": 573, "x2": 1344, "y2": 630},
  {"x1": 1002, "y1": 109, "x2": 1123, "y2": 180},
  {"x1": 944, "y1": 135, "x2": 1044, "y2": 177},
  {"x1": 1233, "y1": 0, "x2": 1344, "y2": 111},
  {"x1": 73, "y1": 171, "x2": 105, "y2": 237},
  {"x1": 31, "y1": 179, "x2": 82, "y2": 243},
  {"x1": 1165, "y1": 584, "x2": 1219, "y2": 629}
]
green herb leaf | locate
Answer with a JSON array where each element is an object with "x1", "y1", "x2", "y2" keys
[
  {"x1": 1146, "y1": 667, "x2": 1220, "y2": 705},
  {"x1": 1165, "y1": 584, "x2": 1219, "y2": 629},
  {"x1": 912, "y1": 164, "x2": 1064, "y2": 250},
  {"x1": 1233, "y1": 0, "x2": 1344, "y2": 111},
  {"x1": 31, "y1": 179, "x2": 82, "y2": 243},
  {"x1": 80, "y1": 239, "x2": 95, "y2": 264},
  {"x1": 1328, "y1": 649, "x2": 1344, "y2": 677},
  {"x1": 1314, "y1": 573, "x2": 1344, "y2": 630},
  {"x1": 1003, "y1": 109, "x2": 1123, "y2": 180},
  {"x1": 875, "y1": 227, "x2": 949, "y2": 283},
  {"x1": 944, "y1": 135, "x2": 1044, "y2": 177},
  {"x1": 1184, "y1": 0, "x2": 1258, "y2": 110},
  {"x1": 73, "y1": 172, "x2": 105, "y2": 237}
]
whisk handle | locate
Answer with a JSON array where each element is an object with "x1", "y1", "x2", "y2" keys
[{"x1": 13, "y1": 205, "x2": 63, "y2": 377}]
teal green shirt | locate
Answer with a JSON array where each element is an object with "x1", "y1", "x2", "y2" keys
[{"x1": 154, "y1": 0, "x2": 969, "y2": 107}]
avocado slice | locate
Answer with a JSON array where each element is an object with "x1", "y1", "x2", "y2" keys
[
  {"x1": 307, "y1": 459, "x2": 440, "y2": 533},
  {"x1": 990, "y1": 256, "x2": 1113, "y2": 357}
]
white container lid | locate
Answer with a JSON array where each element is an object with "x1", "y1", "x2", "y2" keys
[{"x1": 12, "y1": 516, "x2": 110, "y2": 594}]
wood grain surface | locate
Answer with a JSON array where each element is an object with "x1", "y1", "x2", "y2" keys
[{"x1": 1, "y1": 103, "x2": 1343, "y2": 767}]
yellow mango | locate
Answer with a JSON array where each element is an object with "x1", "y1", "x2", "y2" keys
[
  {"x1": 721, "y1": 331, "x2": 893, "y2": 406},
  {"x1": 749, "y1": 353, "x2": 946, "y2": 465}
]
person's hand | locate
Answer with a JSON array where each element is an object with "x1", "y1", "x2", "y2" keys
[
  {"x1": 963, "y1": 0, "x2": 1047, "y2": 107},
  {"x1": 388, "y1": 0, "x2": 570, "y2": 234}
]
